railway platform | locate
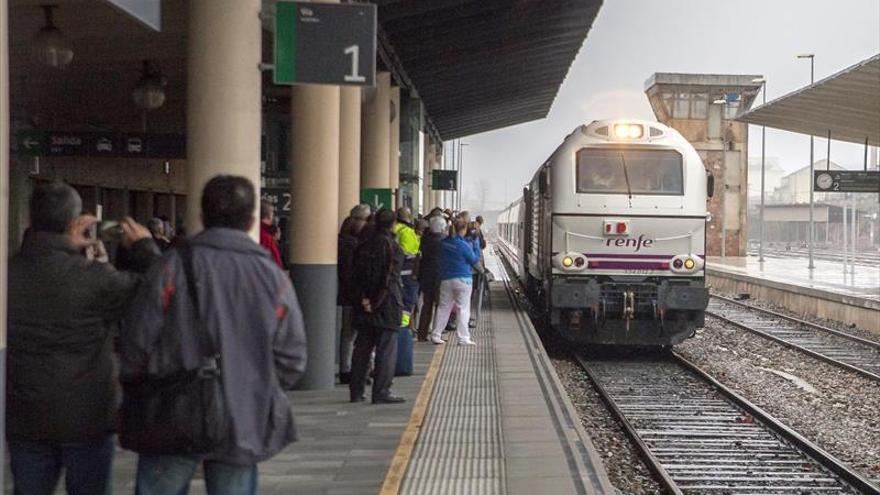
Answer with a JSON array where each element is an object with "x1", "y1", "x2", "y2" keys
[
  {"x1": 4, "y1": 252, "x2": 614, "y2": 495},
  {"x1": 706, "y1": 255, "x2": 880, "y2": 334}
]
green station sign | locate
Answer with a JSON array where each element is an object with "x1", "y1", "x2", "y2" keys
[
  {"x1": 274, "y1": 2, "x2": 376, "y2": 87},
  {"x1": 360, "y1": 188, "x2": 393, "y2": 211}
]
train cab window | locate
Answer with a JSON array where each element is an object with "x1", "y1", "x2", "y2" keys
[{"x1": 576, "y1": 148, "x2": 684, "y2": 195}]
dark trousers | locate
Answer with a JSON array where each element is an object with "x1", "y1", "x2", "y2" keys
[
  {"x1": 417, "y1": 285, "x2": 438, "y2": 341},
  {"x1": 9, "y1": 435, "x2": 115, "y2": 495},
  {"x1": 350, "y1": 326, "x2": 398, "y2": 400}
]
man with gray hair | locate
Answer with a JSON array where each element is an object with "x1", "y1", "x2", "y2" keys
[
  {"x1": 7, "y1": 182, "x2": 157, "y2": 494},
  {"x1": 349, "y1": 203, "x2": 371, "y2": 221}
]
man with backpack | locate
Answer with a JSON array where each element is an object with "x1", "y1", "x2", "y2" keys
[
  {"x1": 120, "y1": 175, "x2": 307, "y2": 494},
  {"x1": 349, "y1": 209, "x2": 406, "y2": 404}
]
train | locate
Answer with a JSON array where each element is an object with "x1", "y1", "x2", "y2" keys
[{"x1": 496, "y1": 119, "x2": 713, "y2": 346}]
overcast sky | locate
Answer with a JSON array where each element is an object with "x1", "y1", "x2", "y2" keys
[{"x1": 453, "y1": 0, "x2": 880, "y2": 212}]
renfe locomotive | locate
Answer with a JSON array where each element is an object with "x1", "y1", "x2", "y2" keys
[{"x1": 496, "y1": 119, "x2": 713, "y2": 346}]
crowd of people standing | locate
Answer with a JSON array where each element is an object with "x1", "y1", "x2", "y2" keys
[
  {"x1": 337, "y1": 205, "x2": 490, "y2": 403},
  {"x1": 5, "y1": 176, "x2": 487, "y2": 494}
]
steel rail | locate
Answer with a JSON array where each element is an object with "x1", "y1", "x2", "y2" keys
[
  {"x1": 707, "y1": 296, "x2": 880, "y2": 382},
  {"x1": 674, "y1": 352, "x2": 880, "y2": 495},
  {"x1": 575, "y1": 353, "x2": 879, "y2": 494},
  {"x1": 573, "y1": 352, "x2": 683, "y2": 495},
  {"x1": 712, "y1": 294, "x2": 880, "y2": 350}
]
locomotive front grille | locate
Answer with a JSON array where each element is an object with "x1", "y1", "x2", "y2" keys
[{"x1": 600, "y1": 283, "x2": 657, "y2": 317}]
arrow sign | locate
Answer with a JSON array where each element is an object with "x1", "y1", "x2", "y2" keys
[
  {"x1": 360, "y1": 188, "x2": 392, "y2": 211},
  {"x1": 15, "y1": 131, "x2": 47, "y2": 155}
]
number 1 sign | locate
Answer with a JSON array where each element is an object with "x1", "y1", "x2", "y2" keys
[{"x1": 274, "y1": 2, "x2": 376, "y2": 87}]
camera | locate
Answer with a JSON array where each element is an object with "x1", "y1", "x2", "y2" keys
[{"x1": 99, "y1": 221, "x2": 125, "y2": 242}]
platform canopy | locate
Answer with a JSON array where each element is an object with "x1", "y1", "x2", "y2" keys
[
  {"x1": 737, "y1": 54, "x2": 880, "y2": 146},
  {"x1": 375, "y1": 0, "x2": 603, "y2": 140}
]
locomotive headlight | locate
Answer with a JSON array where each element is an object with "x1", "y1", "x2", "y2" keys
[
  {"x1": 555, "y1": 253, "x2": 587, "y2": 271},
  {"x1": 670, "y1": 255, "x2": 702, "y2": 273},
  {"x1": 614, "y1": 123, "x2": 643, "y2": 139}
]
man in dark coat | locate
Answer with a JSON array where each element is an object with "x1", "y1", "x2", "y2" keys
[
  {"x1": 350, "y1": 208, "x2": 406, "y2": 404},
  {"x1": 7, "y1": 182, "x2": 158, "y2": 495},
  {"x1": 121, "y1": 175, "x2": 307, "y2": 494},
  {"x1": 416, "y1": 215, "x2": 446, "y2": 341}
]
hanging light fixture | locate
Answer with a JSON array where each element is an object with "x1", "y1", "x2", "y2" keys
[
  {"x1": 132, "y1": 60, "x2": 167, "y2": 110},
  {"x1": 31, "y1": 5, "x2": 74, "y2": 68}
]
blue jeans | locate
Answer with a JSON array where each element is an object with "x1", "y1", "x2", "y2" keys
[
  {"x1": 136, "y1": 455, "x2": 257, "y2": 495},
  {"x1": 8, "y1": 435, "x2": 114, "y2": 495}
]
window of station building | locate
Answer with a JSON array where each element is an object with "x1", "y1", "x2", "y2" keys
[
  {"x1": 672, "y1": 93, "x2": 690, "y2": 119},
  {"x1": 723, "y1": 100, "x2": 741, "y2": 119},
  {"x1": 660, "y1": 92, "x2": 675, "y2": 118},
  {"x1": 691, "y1": 93, "x2": 708, "y2": 119}
]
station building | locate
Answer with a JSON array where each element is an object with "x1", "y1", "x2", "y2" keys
[{"x1": 645, "y1": 73, "x2": 764, "y2": 257}]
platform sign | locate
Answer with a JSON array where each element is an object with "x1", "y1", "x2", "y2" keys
[
  {"x1": 14, "y1": 130, "x2": 185, "y2": 158},
  {"x1": 431, "y1": 170, "x2": 458, "y2": 191},
  {"x1": 360, "y1": 188, "x2": 393, "y2": 211},
  {"x1": 814, "y1": 170, "x2": 880, "y2": 193},
  {"x1": 274, "y1": 2, "x2": 376, "y2": 87}
]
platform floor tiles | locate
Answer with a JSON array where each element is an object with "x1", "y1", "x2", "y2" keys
[
  {"x1": 399, "y1": 282, "x2": 614, "y2": 495},
  {"x1": 3, "y1": 343, "x2": 436, "y2": 495}
]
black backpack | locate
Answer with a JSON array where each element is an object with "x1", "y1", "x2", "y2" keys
[{"x1": 119, "y1": 242, "x2": 229, "y2": 455}]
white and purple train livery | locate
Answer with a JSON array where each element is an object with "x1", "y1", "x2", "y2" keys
[{"x1": 497, "y1": 119, "x2": 713, "y2": 346}]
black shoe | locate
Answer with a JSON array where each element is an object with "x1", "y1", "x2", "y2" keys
[
  {"x1": 468, "y1": 319, "x2": 476, "y2": 328},
  {"x1": 372, "y1": 395, "x2": 406, "y2": 404},
  {"x1": 350, "y1": 395, "x2": 366, "y2": 403},
  {"x1": 339, "y1": 372, "x2": 351, "y2": 385}
]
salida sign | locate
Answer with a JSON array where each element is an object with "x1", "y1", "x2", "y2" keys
[{"x1": 604, "y1": 234, "x2": 654, "y2": 252}]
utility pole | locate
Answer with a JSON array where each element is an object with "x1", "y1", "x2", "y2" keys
[
  {"x1": 798, "y1": 53, "x2": 816, "y2": 269},
  {"x1": 753, "y1": 78, "x2": 767, "y2": 263}
]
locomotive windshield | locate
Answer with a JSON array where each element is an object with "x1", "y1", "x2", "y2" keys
[{"x1": 576, "y1": 148, "x2": 683, "y2": 195}]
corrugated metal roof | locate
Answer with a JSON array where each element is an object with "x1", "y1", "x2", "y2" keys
[
  {"x1": 737, "y1": 54, "x2": 880, "y2": 146},
  {"x1": 376, "y1": 0, "x2": 603, "y2": 141}
]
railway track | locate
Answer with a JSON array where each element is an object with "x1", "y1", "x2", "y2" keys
[
  {"x1": 576, "y1": 353, "x2": 880, "y2": 494},
  {"x1": 747, "y1": 248, "x2": 880, "y2": 266},
  {"x1": 706, "y1": 296, "x2": 880, "y2": 381}
]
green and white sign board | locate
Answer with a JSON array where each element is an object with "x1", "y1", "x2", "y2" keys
[
  {"x1": 360, "y1": 188, "x2": 393, "y2": 211},
  {"x1": 274, "y1": 2, "x2": 376, "y2": 86}
]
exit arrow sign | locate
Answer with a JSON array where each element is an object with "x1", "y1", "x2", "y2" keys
[{"x1": 15, "y1": 131, "x2": 47, "y2": 155}]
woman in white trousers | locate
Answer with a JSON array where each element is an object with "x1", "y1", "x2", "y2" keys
[{"x1": 429, "y1": 218, "x2": 482, "y2": 345}]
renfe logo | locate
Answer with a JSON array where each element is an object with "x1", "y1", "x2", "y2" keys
[{"x1": 605, "y1": 234, "x2": 654, "y2": 252}]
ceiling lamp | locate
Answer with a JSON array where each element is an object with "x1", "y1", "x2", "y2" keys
[
  {"x1": 31, "y1": 5, "x2": 74, "y2": 68},
  {"x1": 132, "y1": 60, "x2": 167, "y2": 110}
]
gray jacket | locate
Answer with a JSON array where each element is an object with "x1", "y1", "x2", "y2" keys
[{"x1": 121, "y1": 228, "x2": 307, "y2": 465}]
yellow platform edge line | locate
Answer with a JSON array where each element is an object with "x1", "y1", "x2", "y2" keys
[{"x1": 379, "y1": 343, "x2": 447, "y2": 495}]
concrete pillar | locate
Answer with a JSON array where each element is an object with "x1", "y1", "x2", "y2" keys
[
  {"x1": 389, "y1": 86, "x2": 401, "y2": 204},
  {"x1": 339, "y1": 87, "x2": 361, "y2": 225},
  {"x1": 1, "y1": 0, "x2": 10, "y2": 482},
  {"x1": 186, "y1": 0, "x2": 262, "y2": 239},
  {"x1": 422, "y1": 143, "x2": 432, "y2": 212},
  {"x1": 361, "y1": 71, "x2": 391, "y2": 190},
  {"x1": 433, "y1": 147, "x2": 443, "y2": 208},
  {"x1": 289, "y1": 83, "x2": 340, "y2": 390}
]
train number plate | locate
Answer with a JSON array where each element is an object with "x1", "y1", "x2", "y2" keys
[{"x1": 624, "y1": 269, "x2": 656, "y2": 275}]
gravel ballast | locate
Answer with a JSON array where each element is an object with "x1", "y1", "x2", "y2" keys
[
  {"x1": 553, "y1": 358, "x2": 662, "y2": 495},
  {"x1": 678, "y1": 316, "x2": 880, "y2": 485}
]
